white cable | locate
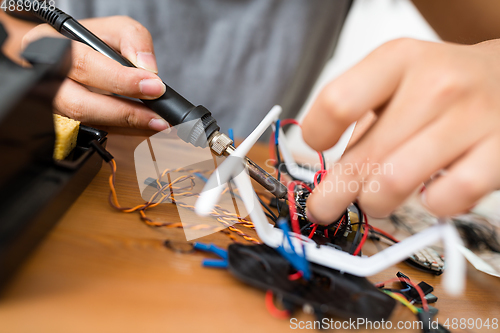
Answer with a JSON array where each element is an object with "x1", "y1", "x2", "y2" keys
[{"x1": 276, "y1": 127, "x2": 316, "y2": 183}]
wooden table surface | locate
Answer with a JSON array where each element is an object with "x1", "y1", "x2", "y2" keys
[{"x1": 1, "y1": 133, "x2": 499, "y2": 333}]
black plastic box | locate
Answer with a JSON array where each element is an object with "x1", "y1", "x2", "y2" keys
[{"x1": 0, "y1": 125, "x2": 107, "y2": 288}]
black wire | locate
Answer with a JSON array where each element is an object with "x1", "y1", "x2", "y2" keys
[
  {"x1": 320, "y1": 152, "x2": 326, "y2": 170},
  {"x1": 349, "y1": 226, "x2": 362, "y2": 255},
  {"x1": 275, "y1": 143, "x2": 282, "y2": 215},
  {"x1": 372, "y1": 236, "x2": 384, "y2": 252},
  {"x1": 300, "y1": 222, "x2": 313, "y2": 233},
  {"x1": 275, "y1": 143, "x2": 282, "y2": 182},
  {"x1": 315, "y1": 173, "x2": 322, "y2": 187},
  {"x1": 257, "y1": 194, "x2": 278, "y2": 221},
  {"x1": 370, "y1": 230, "x2": 398, "y2": 244},
  {"x1": 352, "y1": 202, "x2": 362, "y2": 218},
  {"x1": 313, "y1": 152, "x2": 328, "y2": 187},
  {"x1": 265, "y1": 212, "x2": 277, "y2": 221}
]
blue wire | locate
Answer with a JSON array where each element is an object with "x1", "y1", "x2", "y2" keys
[
  {"x1": 276, "y1": 218, "x2": 311, "y2": 280},
  {"x1": 193, "y1": 172, "x2": 208, "y2": 183},
  {"x1": 274, "y1": 120, "x2": 280, "y2": 145},
  {"x1": 228, "y1": 128, "x2": 234, "y2": 143}
]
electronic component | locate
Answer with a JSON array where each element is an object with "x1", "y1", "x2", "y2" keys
[
  {"x1": 288, "y1": 186, "x2": 365, "y2": 253},
  {"x1": 369, "y1": 224, "x2": 445, "y2": 275},
  {"x1": 396, "y1": 271, "x2": 436, "y2": 304},
  {"x1": 423, "y1": 293, "x2": 438, "y2": 304},
  {"x1": 406, "y1": 247, "x2": 445, "y2": 275},
  {"x1": 227, "y1": 243, "x2": 396, "y2": 320},
  {"x1": 196, "y1": 105, "x2": 466, "y2": 295}
]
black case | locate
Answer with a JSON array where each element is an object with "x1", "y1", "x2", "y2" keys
[{"x1": 0, "y1": 23, "x2": 106, "y2": 288}]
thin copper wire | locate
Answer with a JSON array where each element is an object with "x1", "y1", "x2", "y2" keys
[{"x1": 107, "y1": 160, "x2": 262, "y2": 244}]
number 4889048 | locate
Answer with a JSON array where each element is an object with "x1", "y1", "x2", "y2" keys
[
  {"x1": 443, "y1": 317, "x2": 498, "y2": 330},
  {"x1": 1, "y1": 0, "x2": 56, "y2": 12}
]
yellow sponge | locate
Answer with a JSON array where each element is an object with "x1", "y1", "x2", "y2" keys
[{"x1": 53, "y1": 114, "x2": 80, "y2": 160}]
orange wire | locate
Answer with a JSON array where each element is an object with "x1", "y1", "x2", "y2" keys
[{"x1": 107, "y1": 160, "x2": 261, "y2": 244}]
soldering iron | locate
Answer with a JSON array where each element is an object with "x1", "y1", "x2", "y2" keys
[{"x1": 29, "y1": 5, "x2": 287, "y2": 199}]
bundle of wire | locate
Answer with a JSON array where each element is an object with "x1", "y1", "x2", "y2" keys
[
  {"x1": 270, "y1": 119, "x2": 369, "y2": 256},
  {"x1": 107, "y1": 159, "x2": 261, "y2": 244},
  {"x1": 102, "y1": 127, "x2": 432, "y2": 323}
]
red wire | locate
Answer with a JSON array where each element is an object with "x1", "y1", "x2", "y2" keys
[
  {"x1": 333, "y1": 215, "x2": 346, "y2": 236},
  {"x1": 318, "y1": 152, "x2": 325, "y2": 172},
  {"x1": 374, "y1": 277, "x2": 429, "y2": 312},
  {"x1": 265, "y1": 290, "x2": 290, "y2": 319},
  {"x1": 352, "y1": 213, "x2": 369, "y2": 256},
  {"x1": 324, "y1": 229, "x2": 329, "y2": 238},
  {"x1": 369, "y1": 225, "x2": 400, "y2": 243},
  {"x1": 308, "y1": 224, "x2": 318, "y2": 238},
  {"x1": 313, "y1": 170, "x2": 321, "y2": 187},
  {"x1": 297, "y1": 182, "x2": 313, "y2": 193},
  {"x1": 288, "y1": 271, "x2": 303, "y2": 281},
  {"x1": 280, "y1": 119, "x2": 301, "y2": 127},
  {"x1": 313, "y1": 151, "x2": 328, "y2": 187},
  {"x1": 313, "y1": 169, "x2": 328, "y2": 188}
]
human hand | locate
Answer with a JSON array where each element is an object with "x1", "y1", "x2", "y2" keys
[
  {"x1": 22, "y1": 16, "x2": 168, "y2": 131},
  {"x1": 302, "y1": 38, "x2": 500, "y2": 223}
]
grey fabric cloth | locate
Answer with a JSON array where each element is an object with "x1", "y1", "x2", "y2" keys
[{"x1": 57, "y1": 0, "x2": 352, "y2": 137}]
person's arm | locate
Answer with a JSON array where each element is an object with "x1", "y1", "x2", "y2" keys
[
  {"x1": 303, "y1": 39, "x2": 500, "y2": 224},
  {"x1": 1, "y1": 11, "x2": 168, "y2": 132},
  {"x1": 412, "y1": 0, "x2": 500, "y2": 44}
]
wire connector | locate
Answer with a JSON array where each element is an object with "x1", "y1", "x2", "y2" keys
[{"x1": 90, "y1": 140, "x2": 113, "y2": 162}]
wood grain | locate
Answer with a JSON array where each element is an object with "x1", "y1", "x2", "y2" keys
[{"x1": 0, "y1": 133, "x2": 499, "y2": 333}]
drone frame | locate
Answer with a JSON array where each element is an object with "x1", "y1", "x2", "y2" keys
[{"x1": 196, "y1": 105, "x2": 465, "y2": 295}]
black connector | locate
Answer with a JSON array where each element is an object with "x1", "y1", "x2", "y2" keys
[
  {"x1": 418, "y1": 311, "x2": 433, "y2": 333},
  {"x1": 90, "y1": 140, "x2": 113, "y2": 162}
]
